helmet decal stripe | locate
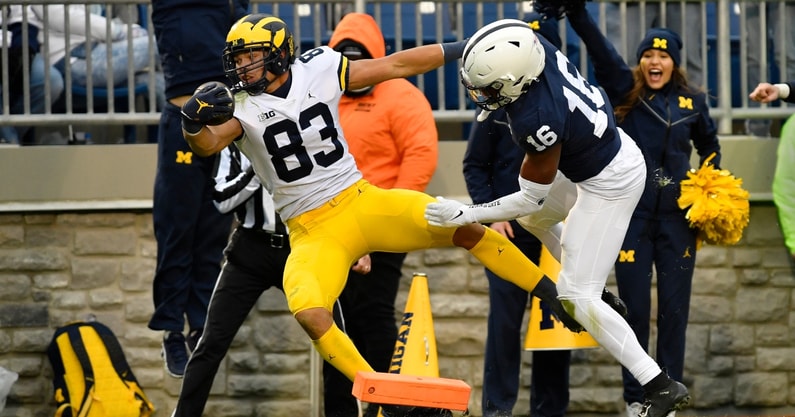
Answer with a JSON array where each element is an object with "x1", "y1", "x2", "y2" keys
[{"x1": 463, "y1": 21, "x2": 534, "y2": 58}]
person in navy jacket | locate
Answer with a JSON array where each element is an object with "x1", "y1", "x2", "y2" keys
[
  {"x1": 566, "y1": 4, "x2": 720, "y2": 417},
  {"x1": 148, "y1": 0, "x2": 247, "y2": 378}
]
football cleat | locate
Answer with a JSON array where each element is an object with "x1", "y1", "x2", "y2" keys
[
  {"x1": 639, "y1": 379, "x2": 690, "y2": 417},
  {"x1": 602, "y1": 287, "x2": 629, "y2": 319}
]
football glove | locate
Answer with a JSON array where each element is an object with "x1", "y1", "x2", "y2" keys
[
  {"x1": 181, "y1": 81, "x2": 235, "y2": 129},
  {"x1": 532, "y1": 0, "x2": 588, "y2": 20},
  {"x1": 424, "y1": 197, "x2": 476, "y2": 228}
]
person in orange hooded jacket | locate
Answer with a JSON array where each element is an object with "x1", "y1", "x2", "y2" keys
[{"x1": 323, "y1": 12, "x2": 439, "y2": 417}]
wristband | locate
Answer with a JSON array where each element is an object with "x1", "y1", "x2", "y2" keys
[
  {"x1": 440, "y1": 40, "x2": 468, "y2": 63},
  {"x1": 775, "y1": 83, "x2": 791, "y2": 100},
  {"x1": 181, "y1": 117, "x2": 204, "y2": 136}
]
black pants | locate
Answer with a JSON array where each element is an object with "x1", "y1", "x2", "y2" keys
[
  {"x1": 614, "y1": 216, "x2": 696, "y2": 405},
  {"x1": 323, "y1": 251, "x2": 407, "y2": 417},
  {"x1": 149, "y1": 103, "x2": 233, "y2": 333},
  {"x1": 173, "y1": 226, "x2": 289, "y2": 417}
]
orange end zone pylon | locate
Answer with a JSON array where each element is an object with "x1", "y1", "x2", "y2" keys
[
  {"x1": 362, "y1": 273, "x2": 471, "y2": 415},
  {"x1": 352, "y1": 371, "x2": 471, "y2": 411}
]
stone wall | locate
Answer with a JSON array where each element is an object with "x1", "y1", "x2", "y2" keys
[{"x1": 1, "y1": 205, "x2": 794, "y2": 417}]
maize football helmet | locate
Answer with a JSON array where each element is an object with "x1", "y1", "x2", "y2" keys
[
  {"x1": 460, "y1": 19, "x2": 546, "y2": 111},
  {"x1": 223, "y1": 14, "x2": 296, "y2": 95}
]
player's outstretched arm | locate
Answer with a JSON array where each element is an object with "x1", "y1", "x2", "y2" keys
[
  {"x1": 425, "y1": 146, "x2": 561, "y2": 227},
  {"x1": 347, "y1": 41, "x2": 466, "y2": 91}
]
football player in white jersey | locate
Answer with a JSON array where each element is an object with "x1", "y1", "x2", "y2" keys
[{"x1": 178, "y1": 14, "x2": 581, "y2": 413}]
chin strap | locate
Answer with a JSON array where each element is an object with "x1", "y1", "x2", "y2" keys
[{"x1": 476, "y1": 109, "x2": 492, "y2": 122}]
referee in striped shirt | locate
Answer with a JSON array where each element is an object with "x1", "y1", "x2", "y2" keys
[{"x1": 171, "y1": 143, "x2": 289, "y2": 417}]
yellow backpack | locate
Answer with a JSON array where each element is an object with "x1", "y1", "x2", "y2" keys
[{"x1": 46, "y1": 321, "x2": 155, "y2": 417}]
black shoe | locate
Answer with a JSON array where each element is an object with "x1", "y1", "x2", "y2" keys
[
  {"x1": 380, "y1": 404, "x2": 415, "y2": 417},
  {"x1": 186, "y1": 328, "x2": 203, "y2": 352},
  {"x1": 639, "y1": 379, "x2": 690, "y2": 417},
  {"x1": 602, "y1": 287, "x2": 628, "y2": 319},
  {"x1": 162, "y1": 331, "x2": 189, "y2": 378},
  {"x1": 404, "y1": 407, "x2": 454, "y2": 417}
]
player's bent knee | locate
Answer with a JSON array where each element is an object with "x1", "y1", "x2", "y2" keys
[
  {"x1": 452, "y1": 223, "x2": 486, "y2": 249},
  {"x1": 294, "y1": 307, "x2": 334, "y2": 340}
]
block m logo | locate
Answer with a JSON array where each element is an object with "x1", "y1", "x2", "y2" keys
[
  {"x1": 618, "y1": 250, "x2": 635, "y2": 263},
  {"x1": 176, "y1": 150, "x2": 193, "y2": 164}
]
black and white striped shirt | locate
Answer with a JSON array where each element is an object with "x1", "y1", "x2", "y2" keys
[{"x1": 212, "y1": 144, "x2": 285, "y2": 234}]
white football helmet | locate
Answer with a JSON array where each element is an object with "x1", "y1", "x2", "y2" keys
[{"x1": 461, "y1": 19, "x2": 546, "y2": 111}]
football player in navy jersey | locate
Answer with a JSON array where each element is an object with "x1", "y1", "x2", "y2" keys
[
  {"x1": 564, "y1": 4, "x2": 721, "y2": 417},
  {"x1": 424, "y1": 19, "x2": 689, "y2": 417},
  {"x1": 177, "y1": 13, "x2": 582, "y2": 416}
]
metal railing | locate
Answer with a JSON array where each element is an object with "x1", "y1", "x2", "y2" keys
[{"x1": 2, "y1": 0, "x2": 793, "y2": 137}]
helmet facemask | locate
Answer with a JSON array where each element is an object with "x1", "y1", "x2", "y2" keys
[{"x1": 461, "y1": 70, "x2": 525, "y2": 111}]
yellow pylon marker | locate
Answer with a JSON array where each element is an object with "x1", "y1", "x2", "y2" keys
[
  {"x1": 525, "y1": 246, "x2": 599, "y2": 351},
  {"x1": 389, "y1": 272, "x2": 439, "y2": 377}
]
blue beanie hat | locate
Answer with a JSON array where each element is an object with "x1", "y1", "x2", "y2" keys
[
  {"x1": 525, "y1": 11, "x2": 562, "y2": 50},
  {"x1": 636, "y1": 28, "x2": 682, "y2": 67}
]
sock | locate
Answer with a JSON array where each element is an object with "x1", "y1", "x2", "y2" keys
[
  {"x1": 642, "y1": 372, "x2": 671, "y2": 394},
  {"x1": 469, "y1": 227, "x2": 545, "y2": 292},
  {"x1": 313, "y1": 324, "x2": 374, "y2": 381}
]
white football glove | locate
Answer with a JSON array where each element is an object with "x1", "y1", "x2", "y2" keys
[{"x1": 424, "y1": 197, "x2": 475, "y2": 227}]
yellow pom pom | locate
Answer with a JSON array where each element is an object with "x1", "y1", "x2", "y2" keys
[{"x1": 677, "y1": 153, "x2": 750, "y2": 246}]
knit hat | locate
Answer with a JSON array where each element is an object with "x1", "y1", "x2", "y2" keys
[
  {"x1": 525, "y1": 11, "x2": 562, "y2": 50},
  {"x1": 636, "y1": 28, "x2": 682, "y2": 67}
]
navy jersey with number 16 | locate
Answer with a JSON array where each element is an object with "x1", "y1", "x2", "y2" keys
[{"x1": 505, "y1": 36, "x2": 621, "y2": 183}]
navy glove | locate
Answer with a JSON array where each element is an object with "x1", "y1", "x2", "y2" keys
[
  {"x1": 181, "y1": 81, "x2": 235, "y2": 134},
  {"x1": 533, "y1": 0, "x2": 588, "y2": 20}
]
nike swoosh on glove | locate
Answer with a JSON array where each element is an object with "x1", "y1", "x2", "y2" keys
[{"x1": 424, "y1": 197, "x2": 474, "y2": 227}]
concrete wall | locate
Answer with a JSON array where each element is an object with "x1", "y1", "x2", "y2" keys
[
  {"x1": 1, "y1": 137, "x2": 794, "y2": 416},
  {"x1": 0, "y1": 136, "x2": 779, "y2": 210}
]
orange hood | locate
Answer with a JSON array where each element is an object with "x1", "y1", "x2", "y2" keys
[{"x1": 328, "y1": 12, "x2": 386, "y2": 59}]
